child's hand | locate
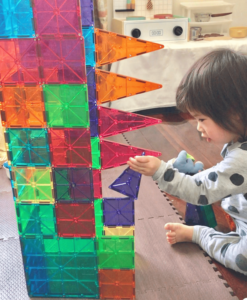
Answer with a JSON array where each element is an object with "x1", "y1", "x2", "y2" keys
[{"x1": 127, "y1": 156, "x2": 161, "y2": 176}]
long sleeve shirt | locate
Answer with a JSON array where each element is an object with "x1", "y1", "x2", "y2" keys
[{"x1": 152, "y1": 141, "x2": 247, "y2": 224}]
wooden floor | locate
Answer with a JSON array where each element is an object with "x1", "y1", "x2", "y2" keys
[{"x1": 134, "y1": 107, "x2": 247, "y2": 300}]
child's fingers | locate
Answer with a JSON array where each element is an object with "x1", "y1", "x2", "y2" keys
[
  {"x1": 128, "y1": 157, "x2": 147, "y2": 167},
  {"x1": 134, "y1": 156, "x2": 150, "y2": 163}
]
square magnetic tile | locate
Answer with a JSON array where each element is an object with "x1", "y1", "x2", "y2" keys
[
  {"x1": 56, "y1": 203, "x2": 95, "y2": 238},
  {"x1": 38, "y1": 36, "x2": 87, "y2": 84},
  {"x1": 0, "y1": 0, "x2": 35, "y2": 38},
  {"x1": 43, "y1": 84, "x2": 89, "y2": 128},
  {"x1": 33, "y1": 0, "x2": 82, "y2": 37},
  {"x1": 6, "y1": 128, "x2": 50, "y2": 166},
  {"x1": 49, "y1": 128, "x2": 92, "y2": 168},
  {"x1": 11, "y1": 167, "x2": 53, "y2": 203},
  {"x1": 52, "y1": 167, "x2": 94, "y2": 202},
  {"x1": 0, "y1": 85, "x2": 45, "y2": 128},
  {"x1": 103, "y1": 197, "x2": 135, "y2": 226}
]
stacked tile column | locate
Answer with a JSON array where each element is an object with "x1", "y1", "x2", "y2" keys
[{"x1": 0, "y1": 0, "x2": 164, "y2": 298}]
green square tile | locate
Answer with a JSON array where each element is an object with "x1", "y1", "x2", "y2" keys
[
  {"x1": 43, "y1": 84, "x2": 89, "y2": 128},
  {"x1": 97, "y1": 236, "x2": 134, "y2": 269}
]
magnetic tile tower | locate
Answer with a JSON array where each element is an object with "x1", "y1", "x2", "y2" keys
[{"x1": 0, "y1": 0, "x2": 164, "y2": 298}]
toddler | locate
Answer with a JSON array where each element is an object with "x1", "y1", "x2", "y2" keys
[{"x1": 128, "y1": 49, "x2": 247, "y2": 275}]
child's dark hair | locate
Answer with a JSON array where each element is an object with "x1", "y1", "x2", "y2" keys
[{"x1": 176, "y1": 48, "x2": 247, "y2": 142}]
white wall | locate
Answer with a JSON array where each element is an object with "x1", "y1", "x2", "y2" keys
[{"x1": 107, "y1": 0, "x2": 247, "y2": 31}]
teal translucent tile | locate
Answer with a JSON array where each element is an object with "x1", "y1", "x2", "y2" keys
[
  {"x1": 82, "y1": 27, "x2": 95, "y2": 67},
  {"x1": 5, "y1": 128, "x2": 50, "y2": 166},
  {"x1": 0, "y1": 0, "x2": 35, "y2": 38},
  {"x1": 16, "y1": 203, "x2": 56, "y2": 237},
  {"x1": 97, "y1": 236, "x2": 134, "y2": 269},
  {"x1": 43, "y1": 84, "x2": 89, "y2": 128}
]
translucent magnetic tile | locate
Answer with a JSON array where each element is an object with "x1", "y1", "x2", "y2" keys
[
  {"x1": 94, "y1": 199, "x2": 103, "y2": 237},
  {"x1": 104, "y1": 226, "x2": 135, "y2": 236},
  {"x1": 185, "y1": 203, "x2": 217, "y2": 228},
  {"x1": 0, "y1": 39, "x2": 40, "y2": 84},
  {"x1": 21, "y1": 236, "x2": 97, "y2": 254},
  {"x1": 98, "y1": 106, "x2": 162, "y2": 138},
  {"x1": 99, "y1": 269, "x2": 135, "y2": 299},
  {"x1": 93, "y1": 169, "x2": 102, "y2": 199},
  {"x1": 109, "y1": 167, "x2": 142, "y2": 199},
  {"x1": 16, "y1": 203, "x2": 56, "y2": 237},
  {"x1": 56, "y1": 203, "x2": 95, "y2": 238},
  {"x1": 37, "y1": 36, "x2": 87, "y2": 84},
  {"x1": 95, "y1": 28, "x2": 164, "y2": 66},
  {"x1": 21, "y1": 237, "x2": 99, "y2": 298},
  {"x1": 80, "y1": 0, "x2": 94, "y2": 26},
  {"x1": 91, "y1": 137, "x2": 101, "y2": 169},
  {"x1": 43, "y1": 84, "x2": 89, "y2": 128},
  {"x1": 96, "y1": 69, "x2": 162, "y2": 104},
  {"x1": 6, "y1": 128, "x2": 50, "y2": 166},
  {"x1": 11, "y1": 167, "x2": 53, "y2": 204},
  {"x1": 86, "y1": 66, "x2": 98, "y2": 137},
  {"x1": 52, "y1": 167, "x2": 94, "y2": 202},
  {"x1": 0, "y1": 85, "x2": 45, "y2": 128},
  {"x1": 33, "y1": 0, "x2": 82, "y2": 37},
  {"x1": 86, "y1": 66, "x2": 96, "y2": 96},
  {"x1": 97, "y1": 236, "x2": 135, "y2": 269},
  {"x1": 49, "y1": 128, "x2": 92, "y2": 168},
  {"x1": 0, "y1": 0, "x2": 35, "y2": 38},
  {"x1": 82, "y1": 26, "x2": 95, "y2": 67},
  {"x1": 100, "y1": 139, "x2": 161, "y2": 170},
  {"x1": 103, "y1": 197, "x2": 135, "y2": 226},
  {"x1": 89, "y1": 100, "x2": 98, "y2": 137}
]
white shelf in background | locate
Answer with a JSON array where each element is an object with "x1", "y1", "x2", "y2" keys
[
  {"x1": 190, "y1": 20, "x2": 232, "y2": 26},
  {"x1": 180, "y1": 1, "x2": 234, "y2": 10}
]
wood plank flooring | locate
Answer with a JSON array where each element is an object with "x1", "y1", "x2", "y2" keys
[{"x1": 123, "y1": 107, "x2": 247, "y2": 300}]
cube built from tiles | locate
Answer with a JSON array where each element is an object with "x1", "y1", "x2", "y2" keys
[{"x1": 0, "y1": 0, "x2": 164, "y2": 298}]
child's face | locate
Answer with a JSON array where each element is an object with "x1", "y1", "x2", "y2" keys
[{"x1": 190, "y1": 111, "x2": 239, "y2": 145}]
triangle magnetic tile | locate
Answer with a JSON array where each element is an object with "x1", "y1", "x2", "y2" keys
[
  {"x1": 96, "y1": 69, "x2": 162, "y2": 104},
  {"x1": 108, "y1": 166, "x2": 142, "y2": 199},
  {"x1": 100, "y1": 139, "x2": 161, "y2": 170},
  {"x1": 98, "y1": 106, "x2": 161, "y2": 137},
  {"x1": 95, "y1": 29, "x2": 164, "y2": 66}
]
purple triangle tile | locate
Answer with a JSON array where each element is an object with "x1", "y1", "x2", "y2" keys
[{"x1": 109, "y1": 166, "x2": 142, "y2": 199}]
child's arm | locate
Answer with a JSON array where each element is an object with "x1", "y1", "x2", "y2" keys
[{"x1": 128, "y1": 147, "x2": 247, "y2": 207}]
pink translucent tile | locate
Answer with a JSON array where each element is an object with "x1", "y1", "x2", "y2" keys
[
  {"x1": 98, "y1": 106, "x2": 162, "y2": 138},
  {"x1": 49, "y1": 128, "x2": 92, "y2": 168},
  {"x1": 92, "y1": 169, "x2": 102, "y2": 199},
  {"x1": 38, "y1": 37, "x2": 87, "y2": 84},
  {"x1": 33, "y1": 0, "x2": 82, "y2": 37},
  {"x1": 0, "y1": 39, "x2": 40, "y2": 84},
  {"x1": 100, "y1": 139, "x2": 161, "y2": 170}
]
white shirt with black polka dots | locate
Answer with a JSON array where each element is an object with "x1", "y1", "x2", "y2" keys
[{"x1": 153, "y1": 141, "x2": 247, "y2": 224}]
